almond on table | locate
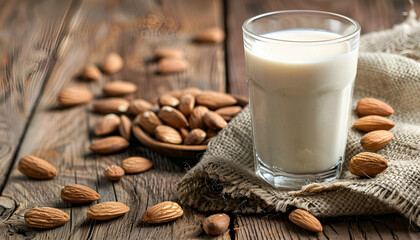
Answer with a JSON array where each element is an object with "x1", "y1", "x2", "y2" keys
[
  {"x1": 57, "y1": 87, "x2": 93, "y2": 107},
  {"x1": 121, "y1": 157, "x2": 153, "y2": 174},
  {"x1": 61, "y1": 184, "x2": 101, "y2": 203},
  {"x1": 93, "y1": 98, "x2": 130, "y2": 114},
  {"x1": 103, "y1": 80, "x2": 137, "y2": 97},
  {"x1": 101, "y1": 52, "x2": 124, "y2": 74},
  {"x1": 142, "y1": 201, "x2": 183, "y2": 224},
  {"x1": 87, "y1": 202, "x2": 130, "y2": 220},
  {"x1": 17, "y1": 155, "x2": 57, "y2": 180},
  {"x1": 89, "y1": 136, "x2": 129, "y2": 154},
  {"x1": 93, "y1": 114, "x2": 121, "y2": 136},
  {"x1": 81, "y1": 64, "x2": 102, "y2": 80},
  {"x1": 194, "y1": 27, "x2": 225, "y2": 43},
  {"x1": 25, "y1": 207, "x2": 70, "y2": 229},
  {"x1": 203, "y1": 213, "x2": 230, "y2": 235},
  {"x1": 154, "y1": 47, "x2": 184, "y2": 59},
  {"x1": 104, "y1": 165, "x2": 125, "y2": 181},
  {"x1": 288, "y1": 209, "x2": 323, "y2": 232},
  {"x1": 158, "y1": 58, "x2": 189, "y2": 74}
]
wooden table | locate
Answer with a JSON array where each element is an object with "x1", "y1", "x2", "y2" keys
[{"x1": 0, "y1": 0, "x2": 419, "y2": 239}]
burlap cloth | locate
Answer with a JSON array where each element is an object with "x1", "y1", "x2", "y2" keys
[{"x1": 177, "y1": 12, "x2": 420, "y2": 226}]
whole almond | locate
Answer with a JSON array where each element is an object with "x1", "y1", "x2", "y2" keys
[
  {"x1": 158, "y1": 58, "x2": 189, "y2": 73},
  {"x1": 142, "y1": 201, "x2": 183, "y2": 224},
  {"x1": 58, "y1": 87, "x2": 93, "y2": 107},
  {"x1": 159, "y1": 94, "x2": 180, "y2": 107},
  {"x1": 289, "y1": 209, "x2": 323, "y2": 232},
  {"x1": 357, "y1": 98, "x2": 394, "y2": 116},
  {"x1": 180, "y1": 128, "x2": 189, "y2": 140},
  {"x1": 349, "y1": 152, "x2": 388, "y2": 177},
  {"x1": 155, "y1": 125, "x2": 182, "y2": 144},
  {"x1": 215, "y1": 106, "x2": 242, "y2": 119},
  {"x1": 184, "y1": 129, "x2": 206, "y2": 145},
  {"x1": 361, "y1": 130, "x2": 394, "y2": 151},
  {"x1": 94, "y1": 114, "x2": 121, "y2": 136},
  {"x1": 129, "y1": 99, "x2": 153, "y2": 115},
  {"x1": 155, "y1": 47, "x2": 184, "y2": 59},
  {"x1": 101, "y1": 53, "x2": 124, "y2": 74},
  {"x1": 18, "y1": 155, "x2": 57, "y2": 180},
  {"x1": 104, "y1": 165, "x2": 125, "y2": 181},
  {"x1": 93, "y1": 98, "x2": 129, "y2": 114},
  {"x1": 203, "y1": 111, "x2": 227, "y2": 130},
  {"x1": 89, "y1": 136, "x2": 129, "y2": 154},
  {"x1": 178, "y1": 94, "x2": 195, "y2": 116},
  {"x1": 167, "y1": 90, "x2": 183, "y2": 99},
  {"x1": 121, "y1": 157, "x2": 153, "y2": 174},
  {"x1": 194, "y1": 27, "x2": 225, "y2": 43},
  {"x1": 61, "y1": 184, "x2": 100, "y2": 203},
  {"x1": 158, "y1": 106, "x2": 189, "y2": 129},
  {"x1": 103, "y1": 80, "x2": 137, "y2": 96},
  {"x1": 189, "y1": 106, "x2": 209, "y2": 129},
  {"x1": 182, "y1": 87, "x2": 202, "y2": 96},
  {"x1": 353, "y1": 115, "x2": 395, "y2": 132},
  {"x1": 25, "y1": 207, "x2": 69, "y2": 229},
  {"x1": 136, "y1": 111, "x2": 163, "y2": 135},
  {"x1": 82, "y1": 64, "x2": 101, "y2": 80},
  {"x1": 87, "y1": 202, "x2": 130, "y2": 220},
  {"x1": 118, "y1": 115, "x2": 131, "y2": 140},
  {"x1": 196, "y1": 91, "x2": 237, "y2": 109},
  {"x1": 203, "y1": 213, "x2": 230, "y2": 235}
]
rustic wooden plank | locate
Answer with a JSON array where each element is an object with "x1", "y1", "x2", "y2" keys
[{"x1": 0, "y1": 0, "x2": 228, "y2": 239}]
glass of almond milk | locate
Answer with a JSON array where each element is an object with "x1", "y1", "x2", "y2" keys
[{"x1": 243, "y1": 11, "x2": 360, "y2": 189}]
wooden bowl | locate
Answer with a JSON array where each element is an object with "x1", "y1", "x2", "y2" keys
[{"x1": 133, "y1": 94, "x2": 248, "y2": 159}]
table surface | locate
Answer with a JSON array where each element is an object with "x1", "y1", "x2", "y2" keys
[{"x1": 0, "y1": 0, "x2": 419, "y2": 239}]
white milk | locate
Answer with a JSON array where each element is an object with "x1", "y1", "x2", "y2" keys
[{"x1": 245, "y1": 30, "x2": 358, "y2": 173}]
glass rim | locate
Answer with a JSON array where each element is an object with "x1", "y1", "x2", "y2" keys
[{"x1": 242, "y1": 10, "x2": 361, "y2": 44}]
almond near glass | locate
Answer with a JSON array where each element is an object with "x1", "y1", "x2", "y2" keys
[{"x1": 242, "y1": 10, "x2": 361, "y2": 189}]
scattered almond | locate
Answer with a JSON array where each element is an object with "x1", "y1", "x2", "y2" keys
[
  {"x1": 89, "y1": 136, "x2": 129, "y2": 154},
  {"x1": 136, "y1": 111, "x2": 163, "y2": 135},
  {"x1": 142, "y1": 201, "x2": 183, "y2": 224},
  {"x1": 58, "y1": 87, "x2": 93, "y2": 107},
  {"x1": 189, "y1": 106, "x2": 209, "y2": 129},
  {"x1": 25, "y1": 207, "x2": 69, "y2": 229},
  {"x1": 289, "y1": 209, "x2": 323, "y2": 232},
  {"x1": 203, "y1": 111, "x2": 227, "y2": 130},
  {"x1": 158, "y1": 106, "x2": 189, "y2": 129},
  {"x1": 178, "y1": 94, "x2": 195, "y2": 116},
  {"x1": 93, "y1": 98, "x2": 129, "y2": 114},
  {"x1": 349, "y1": 152, "x2": 388, "y2": 177},
  {"x1": 129, "y1": 99, "x2": 153, "y2": 115},
  {"x1": 184, "y1": 129, "x2": 206, "y2": 145},
  {"x1": 101, "y1": 53, "x2": 124, "y2": 74},
  {"x1": 104, "y1": 165, "x2": 125, "y2": 181},
  {"x1": 158, "y1": 58, "x2": 189, "y2": 73},
  {"x1": 194, "y1": 27, "x2": 225, "y2": 43},
  {"x1": 361, "y1": 130, "x2": 394, "y2": 151},
  {"x1": 118, "y1": 115, "x2": 131, "y2": 139},
  {"x1": 196, "y1": 91, "x2": 237, "y2": 109},
  {"x1": 159, "y1": 94, "x2": 180, "y2": 107},
  {"x1": 155, "y1": 125, "x2": 182, "y2": 144},
  {"x1": 155, "y1": 47, "x2": 184, "y2": 59},
  {"x1": 103, "y1": 80, "x2": 137, "y2": 96},
  {"x1": 82, "y1": 64, "x2": 101, "y2": 80},
  {"x1": 94, "y1": 114, "x2": 121, "y2": 136},
  {"x1": 87, "y1": 202, "x2": 130, "y2": 220},
  {"x1": 357, "y1": 98, "x2": 394, "y2": 116},
  {"x1": 17, "y1": 155, "x2": 57, "y2": 180},
  {"x1": 60, "y1": 184, "x2": 100, "y2": 203},
  {"x1": 203, "y1": 213, "x2": 230, "y2": 235},
  {"x1": 121, "y1": 157, "x2": 153, "y2": 174},
  {"x1": 353, "y1": 115, "x2": 395, "y2": 132}
]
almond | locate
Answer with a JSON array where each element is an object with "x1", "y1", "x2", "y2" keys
[
  {"x1": 167, "y1": 90, "x2": 183, "y2": 99},
  {"x1": 194, "y1": 27, "x2": 225, "y2": 43},
  {"x1": 103, "y1": 80, "x2": 137, "y2": 96},
  {"x1": 94, "y1": 114, "x2": 121, "y2": 136},
  {"x1": 101, "y1": 53, "x2": 124, "y2": 74},
  {"x1": 203, "y1": 213, "x2": 230, "y2": 235},
  {"x1": 87, "y1": 202, "x2": 129, "y2": 220},
  {"x1": 349, "y1": 152, "x2": 388, "y2": 177},
  {"x1": 104, "y1": 165, "x2": 125, "y2": 181},
  {"x1": 118, "y1": 115, "x2": 131, "y2": 139},
  {"x1": 121, "y1": 157, "x2": 153, "y2": 174},
  {"x1": 353, "y1": 115, "x2": 395, "y2": 132},
  {"x1": 357, "y1": 98, "x2": 394, "y2": 116},
  {"x1": 361, "y1": 130, "x2": 394, "y2": 151},
  {"x1": 206, "y1": 128, "x2": 218, "y2": 138},
  {"x1": 89, "y1": 136, "x2": 129, "y2": 154},
  {"x1": 189, "y1": 106, "x2": 209, "y2": 129},
  {"x1": 159, "y1": 94, "x2": 180, "y2": 107},
  {"x1": 155, "y1": 125, "x2": 182, "y2": 144},
  {"x1": 182, "y1": 87, "x2": 202, "y2": 96},
  {"x1": 158, "y1": 106, "x2": 189, "y2": 129},
  {"x1": 82, "y1": 64, "x2": 101, "y2": 80},
  {"x1": 136, "y1": 111, "x2": 163, "y2": 135},
  {"x1": 142, "y1": 201, "x2": 183, "y2": 224},
  {"x1": 17, "y1": 155, "x2": 57, "y2": 180},
  {"x1": 155, "y1": 47, "x2": 184, "y2": 59},
  {"x1": 289, "y1": 209, "x2": 323, "y2": 232},
  {"x1": 93, "y1": 98, "x2": 129, "y2": 114},
  {"x1": 196, "y1": 91, "x2": 237, "y2": 109},
  {"x1": 129, "y1": 99, "x2": 153, "y2": 115},
  {"x1": 203, "y1": 111, "x2": 227, "y2": 130},
  {"x1": 61, "y1": 184, "x2": 100, "y2": 203},
  {"x1": 178, "y1": 94, "x2": 195, "y2": 116},
  {"x1": 184, "y1": 129, "x2": 206, "y2": 145},
  {"x1": 215, "y1": 106, "x2": 242, "y2": 119},
  {"x1": 58, "y1": 87, "x2": 93, "y2": 107},
  {"x1": 25, "y1": 207, "x2": 69, "y2": 229},
  {"x1": 180, "y1": 128, "x2": 189, "y2": 140},
  {"x1": 158, "y1": 58, "x2": 189, "y2": 73}
]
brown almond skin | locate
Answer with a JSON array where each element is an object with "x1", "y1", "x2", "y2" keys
[
  {"x1": 158, "y1": 106, "x2": 189, "y2": 129},
  {"x1": 104, "y1": 165, "x2": 125, "y2": 181},
  {"x1": 159, "y1": 94, "x2": 180, "y2": 107},
  {"x1": 93, "y1": 98, "x2": 129, "y2": 114},
  {"x1": 178, "y1": 94, "x2": 195, "y2": 116},
  {"x1": 155, "y1": 125, "x2": 182, "y2": 144},
  {"x1": 182, "y1": 87, "x2": 202, "y2": 96},
  {"x1": 361, "y1": 130, "x2": 394, "y2": 151},
  {"x1": 82, "y1": 64, "x2": 102, "y2": 80},
  {"x1": 94, "y1": 114, "x2": 121, "y2": 136},
  {"x1": 196, "y1": 91, "x2": 237, "y2": 109},
  {"x1": 154, "y1": 47, "x2": 184, "y2": 59},
  {"x1": 142, "y1": 201, "x2": 183, "y2": 224},
  {"x1": 179, "y1": 128, "x2": 190, "y2": 140},
  {"x1": 349, "y1": 152, "x2": 388, "y2": 177},
  {"x1": 289, "y1": 209, "x2": 323, "y2": 232},
  {"x1": 353, "y1": 115, "x2": 395, "y2": 132},
  {"x1": 129, "y1": 99, "x2": 153, "y2": 115},
  {"x1": 18, "y1": 155, "x2": 57, "y2": 180},
  {"x1": 357, "y1": 98, "x2": 394, "y2": 116},
  {"x1": 136, "y1": 111, "x2": 163, "y2": 135},
  {"x1": 58, "y1": 87, "x2": 93, "y2": 107},
  {"x1": 61, "y1": 184, "x2": 101, "y2": 203},
  {"x1": 25, "y1": 207, "x2": 70, "y2": 229},
  {"x1": 184, "y1": 129, "x2": 206, "y2": 145},
  {"x1": 89, "y1": 136, "x2": 129, "y2": 154},
  {"x1": 189, "y1": 106, "x2": 209, "y2": 129},
  {"x1": 215, "y1": 106, "x2": 242, "y2": 118},
  {"x1": 103, "y1": 80, "x2": 137, "y2": 97},
  {"x1": 118, "y1": 115, "x2": 131, "y2": 140},
  {"x1": 203, "y1": 213, "x2": 230, "y2": 235},
  {"x1": 158, "y1": 58, "x2": 189, "y2": 73},
  {"x1": 194, "y1": 27, "x2": 225, "y2": 43},
  {"x1": 167, "y1": 90, "x2": 183, "y2": 99},
  {"x1": 203, "y1": 111, "x2": 227, "y2": 130},
  {"x1": 87, "y1": 202, "x2": 130, "y2": 220},
  {"x1": 101, "y1": 53, "x2": 124, "y2": 74},
  {"x1": 121, "y1": 157, "x2": 153, "y2": 174}
]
